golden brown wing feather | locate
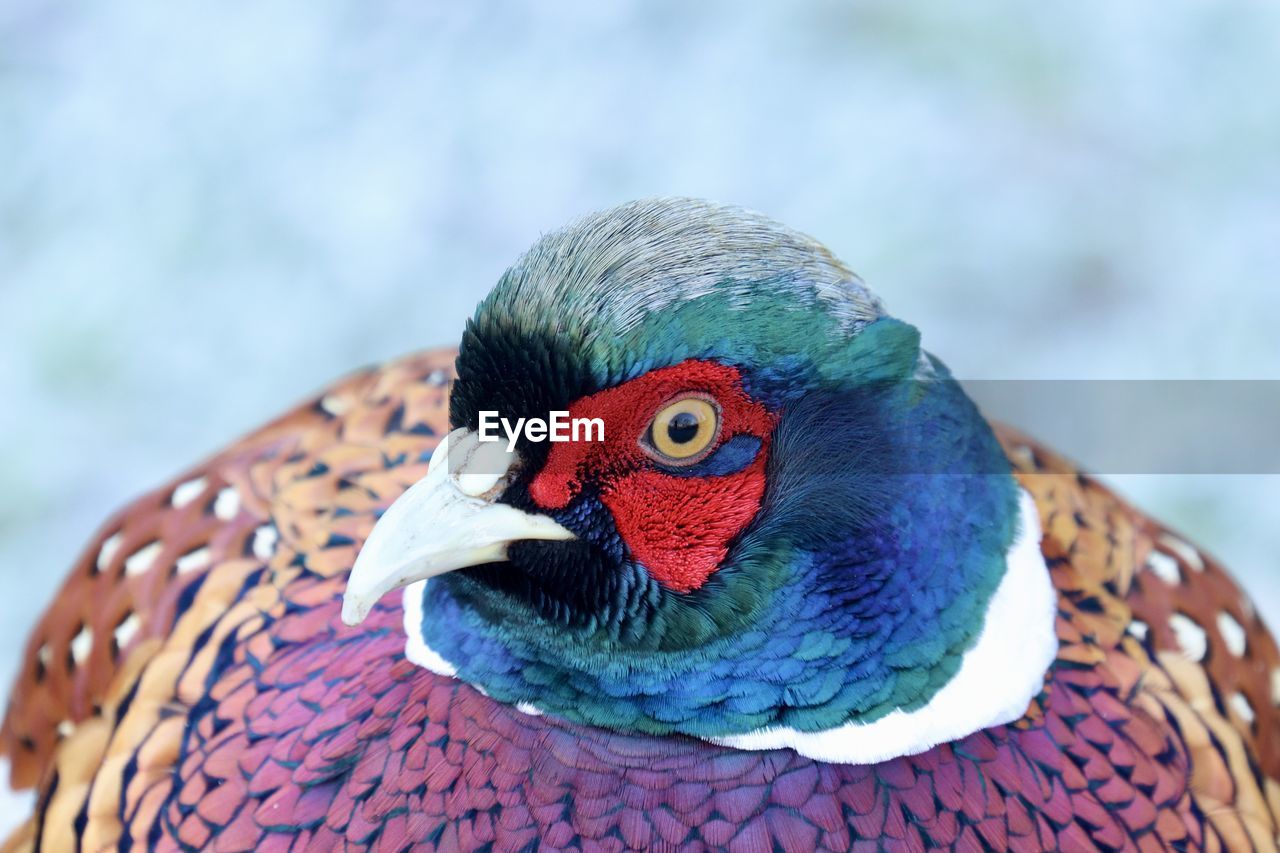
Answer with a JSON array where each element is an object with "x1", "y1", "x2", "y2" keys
[
  {"x1": 1000, "y1": 423, "x2": 1280, "y2": 850},
  {"x1": 1, "y1": 350, "x2": 455, "y2": 850}
]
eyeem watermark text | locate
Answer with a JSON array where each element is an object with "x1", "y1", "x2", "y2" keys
[{"x1": 477, "y1": 411, "x2": 605, "y2": 451}]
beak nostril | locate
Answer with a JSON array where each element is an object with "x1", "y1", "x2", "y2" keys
[
  {"x1": 437, "y1": 428, "x2": 519, "y2": 499},
  {"x1": 455, "y1": 471, "x2": 503, "y2": 498}
]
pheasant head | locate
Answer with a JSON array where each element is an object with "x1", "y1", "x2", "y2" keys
[{"x1": 341, "y1": 198, "x2": 1057, "y2": 764}]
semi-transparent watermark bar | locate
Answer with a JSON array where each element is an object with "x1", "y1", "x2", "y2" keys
[
  {"x1": 443, "y1": 380, "x2": 1280, "y2": 476},
  {"x1": 964, "y1": 380, "x2": 1280, "y2": 475}
]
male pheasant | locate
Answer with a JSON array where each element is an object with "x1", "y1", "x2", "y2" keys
[{"x1": 4, "y1": 199, "x2": 1279, "y2": 851}]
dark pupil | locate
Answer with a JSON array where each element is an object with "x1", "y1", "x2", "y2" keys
[{"x1": 667, "y1": 411, "x2": 701, "y2": 444}]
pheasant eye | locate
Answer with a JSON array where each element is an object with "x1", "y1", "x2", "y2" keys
[{"x1": 644, "y1": 396, "x2": 721, "y2": 464}]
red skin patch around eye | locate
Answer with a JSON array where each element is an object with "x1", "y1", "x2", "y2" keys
[{"x1": 528, "y1": 360, "x2": 777, "y2": 593}]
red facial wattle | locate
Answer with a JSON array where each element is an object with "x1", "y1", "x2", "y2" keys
[{"x1": 528, "y1": 360, "x2": 777, "y2": 593}]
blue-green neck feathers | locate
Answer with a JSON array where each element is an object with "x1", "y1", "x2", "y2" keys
[{"x1": 428, "y1": 316, "x2": 1019, "y2": 739}]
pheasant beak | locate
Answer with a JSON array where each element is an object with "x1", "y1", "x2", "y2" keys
[{"x1": 340, "y1": 427, "x2": 575, "y2": 626}]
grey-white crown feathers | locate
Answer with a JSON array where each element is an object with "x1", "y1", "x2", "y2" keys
[{"x1": 479, "y1": 197, "x2": 884, "y2": 346}]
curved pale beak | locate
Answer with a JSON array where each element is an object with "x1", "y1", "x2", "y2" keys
[{"x1": 341, "y1": 427, "x2": 575, "y2": 626}]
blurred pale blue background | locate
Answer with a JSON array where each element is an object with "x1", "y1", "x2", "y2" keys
[{"x1": 2, "y1": 0, "x2": 1279, "y2": 711}]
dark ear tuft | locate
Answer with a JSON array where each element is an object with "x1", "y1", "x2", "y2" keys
[{"x1": 836, "y1": 318, "x2": 922, "y2": 382}]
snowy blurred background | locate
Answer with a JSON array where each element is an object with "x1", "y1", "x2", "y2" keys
[{"x1": 2, "y1": 0, "x2": 1279, "y2": 708}]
